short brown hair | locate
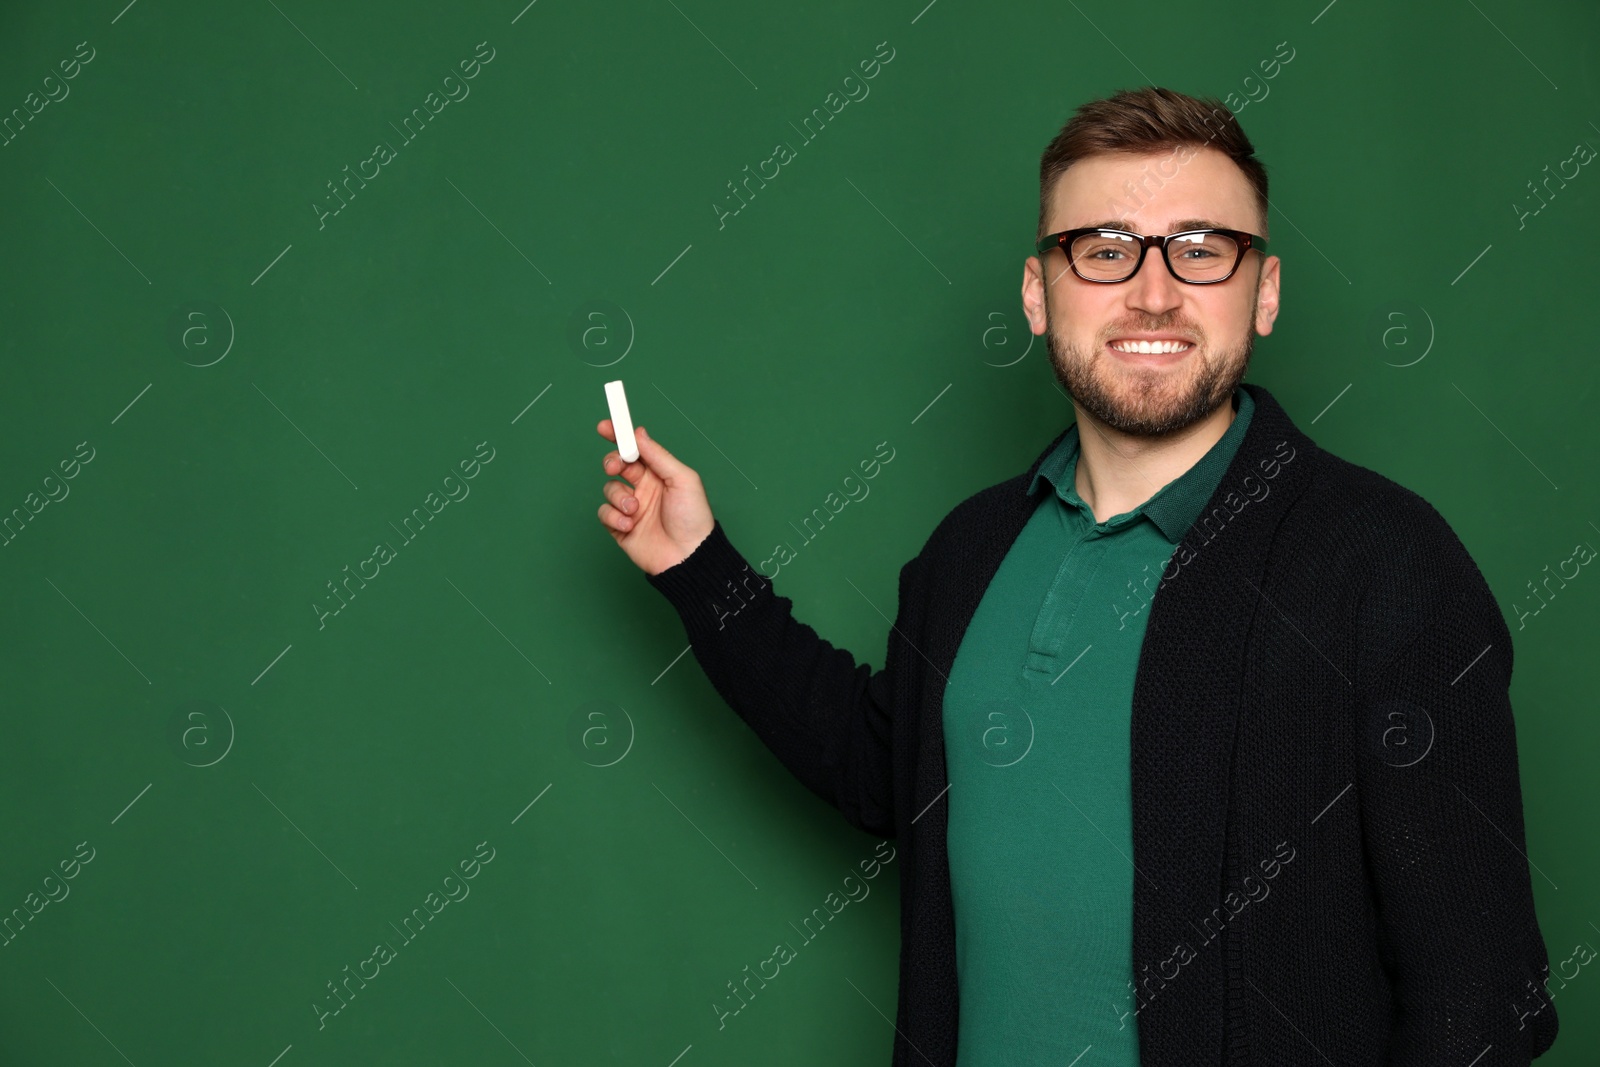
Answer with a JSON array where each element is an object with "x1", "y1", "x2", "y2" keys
[{"x1": 1036, "y1": 86, "x2": 1269, "y2": 244}]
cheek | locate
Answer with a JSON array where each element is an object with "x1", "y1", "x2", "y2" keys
[
  {"x1": 1058, "y1": 292, "x2": 1122, "y2": 345},
  {"x1": 1200, "y1": 297, "x2": 1256, "y2": 343}
]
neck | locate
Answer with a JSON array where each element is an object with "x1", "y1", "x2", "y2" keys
[{"x1": 1072, "y1": 392, "x2": 1238, "y2": 524}]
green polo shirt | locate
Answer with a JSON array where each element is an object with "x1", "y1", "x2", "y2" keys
[{"x1": 942, "y1": 388, "x2": 1254, "y2": 1065}]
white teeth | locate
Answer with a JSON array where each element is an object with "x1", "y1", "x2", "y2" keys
[{"x1": 1110, "y1": 339, "x2": 1192, "y2": 354}]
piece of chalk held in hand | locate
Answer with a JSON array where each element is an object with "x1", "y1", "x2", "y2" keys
[{"x1": 604, "y1": 380, "x2": 639, "y2": 463}]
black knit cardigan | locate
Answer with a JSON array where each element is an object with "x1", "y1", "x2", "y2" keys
[{"x1": 646, "y1": 383, "x2": 1558, "y2": 1066}]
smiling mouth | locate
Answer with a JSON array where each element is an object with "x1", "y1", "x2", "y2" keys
[{"x1": 1107, "y1": 339, "x2": 1195, "y2": 355}]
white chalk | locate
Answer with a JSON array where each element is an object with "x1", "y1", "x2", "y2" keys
[{"x1": 604, "y1": 380, "x2": 639, "y2": 463}]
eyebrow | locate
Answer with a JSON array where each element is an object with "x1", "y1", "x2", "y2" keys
[{"x1": 1077, "y1": 218, "x2": 1233, "y2": 233}]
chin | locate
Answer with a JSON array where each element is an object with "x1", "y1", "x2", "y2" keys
[{"x1": 1048, "y1": 334, "x2": 1252, "y2": 438}]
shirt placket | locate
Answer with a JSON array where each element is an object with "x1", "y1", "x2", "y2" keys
[{"x1": 1024, "y1": 518, "x2": 1108, "y2": 678}]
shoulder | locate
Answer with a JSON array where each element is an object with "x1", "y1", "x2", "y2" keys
[
  {"x1": 1299, "y1": 448, "x2": 1482, "y2": 580},
  {"x1": 1293, "y1": 446, "x2": 1510, "y2": 668}
]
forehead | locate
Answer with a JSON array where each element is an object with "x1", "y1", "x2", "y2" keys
[{"x1": 1047, "y1": 147, "x2": 1260, "y2": 233}]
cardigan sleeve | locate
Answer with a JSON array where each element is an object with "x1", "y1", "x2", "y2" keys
[
  {"x1": 1355, "y1": 574, "x2": 1559, "y2": 1063},
  {"x1": 645, "y1": 519, "x2": 921, "y2": 838}
]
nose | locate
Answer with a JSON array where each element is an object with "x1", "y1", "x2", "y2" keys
[{"x1": 1123, "y1": 244, "x2": 1184, "y2": 316}]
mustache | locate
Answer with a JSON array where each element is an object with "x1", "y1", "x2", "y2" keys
[{"x1": 1101, "y1": 321, "x2": 1203, "y2": 343}]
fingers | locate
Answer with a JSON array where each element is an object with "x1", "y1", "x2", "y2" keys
[
  {"x1": 632, "y1": 425, "x2": 690, "y2": 481},
  {"x1": 597, "y1": 500, "x2": 634, "y2": 533},
  {"x1": 602, "y1": 448, "x2": 647, "y2": 483},
  {"x1": 602, "y1": 479, "x2": 638, "y2": 516},
  {"x1": 599, "y1": 420, "x2": 652, "y2": 482},
  {"x1": 600, "y1": 420, "x2": 688, "y2": 492}
]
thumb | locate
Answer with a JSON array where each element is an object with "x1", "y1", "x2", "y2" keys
[{"x1": 633, "y1": 426, "x2": 692, "y2": 481}]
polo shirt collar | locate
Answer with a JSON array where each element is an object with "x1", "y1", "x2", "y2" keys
[{"x1": 1027, "y1": 388, "x2": 1255, "y2": 544}]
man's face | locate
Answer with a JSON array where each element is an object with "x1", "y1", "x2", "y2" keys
[{"x1": 1022, "y1": 146, "x2": 1281, "y2": 437}]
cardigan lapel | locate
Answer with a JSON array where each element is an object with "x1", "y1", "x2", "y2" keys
[
  {"x1": 1125, "y1": 384, "x2": 1317, "y2": 1063},
  {"x1": 908, "y1": 383, "x2": 1317, "y2": 1066}
]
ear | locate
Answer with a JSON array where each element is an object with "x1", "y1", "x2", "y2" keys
[
  {"x1": 1253, "y1": 255, "x2": 1281, "y2": 336},
  {"x1": 1022, "y1": 256, "x2": 1050, "y2": 335}
]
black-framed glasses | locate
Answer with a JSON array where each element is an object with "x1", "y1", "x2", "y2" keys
[{"x1": 1035, "y1": 227, "x2": 1268, "y2": 285}]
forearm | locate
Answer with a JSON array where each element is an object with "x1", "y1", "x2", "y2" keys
[
  {"x1": 1358, "y1": 584, "x2": 1558, "y2": 1062},
  {"x1": 646, "y1": 520, "x2": 905, "y2": 835}
]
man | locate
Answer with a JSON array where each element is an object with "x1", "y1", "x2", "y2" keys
[{"x1": 596, "y1": 87, "x2": 1558, "y2": 1066}]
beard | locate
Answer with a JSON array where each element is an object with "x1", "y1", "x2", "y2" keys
[{"x1": 1044, "y1": 294, "x2": 1258, "y2": 437}]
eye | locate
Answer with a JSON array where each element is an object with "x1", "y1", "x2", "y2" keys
[
  {"x1": 1171, "y1": 233, "x2": 1230, "y2": 260},
  {"x1": 1077, "y1": 235, "x2": 1136, "y2": 260}
]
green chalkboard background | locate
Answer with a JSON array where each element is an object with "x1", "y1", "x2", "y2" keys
[{"x1": 1, "y1": 0, "x2": 1596, "y2": 1063}]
